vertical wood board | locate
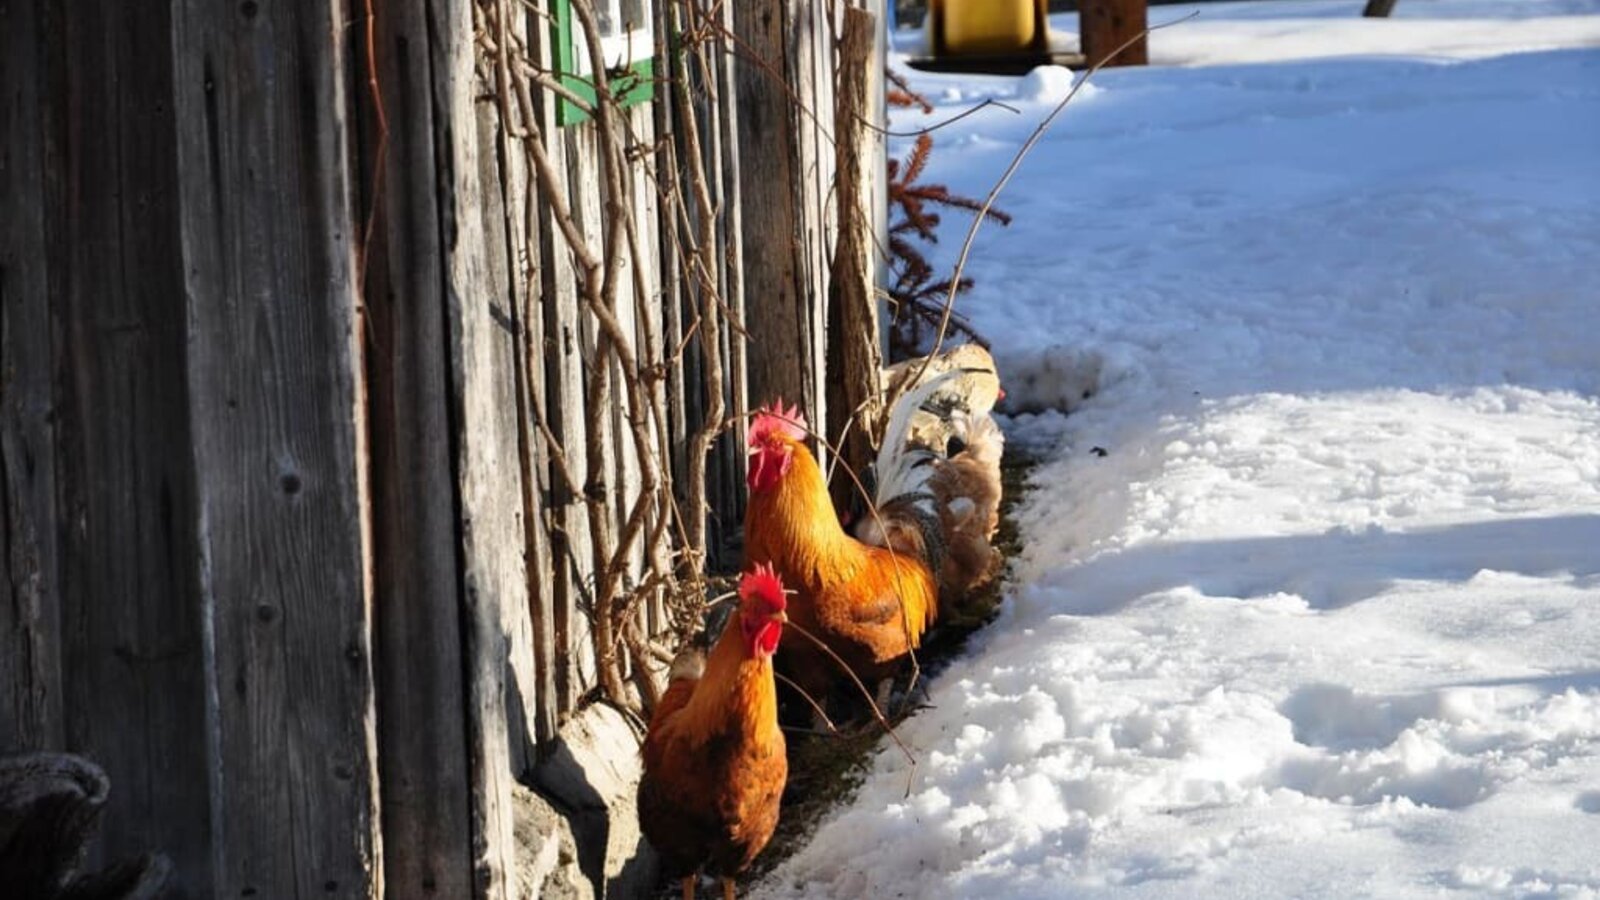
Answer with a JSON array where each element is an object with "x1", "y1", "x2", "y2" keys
[
  {"x1": 437, "y1": 1, "x2": 527, "y2": 894},
  {"x1": 0, "y1": 0, "x2": 64, "y2": 758},
  {"x1": 47, "y1": 1, "x2": 214, "y2": 891},
  {"x1": 170, "y1": 0, "x2": 380, "y2": 894},
  {"x1": 565, "y1": 121, "x2": 611, "y2": 697},
  {"x1": 361, "y1": 0, "x2": 476, "y2": 896}
]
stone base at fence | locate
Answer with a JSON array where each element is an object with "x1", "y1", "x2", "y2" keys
[
  {"x1": 531, "y1": 703, "x2": 658, "y2": 898},
  {"x1": 514, "y1": 784, "x2": 593, "y2": 899}
]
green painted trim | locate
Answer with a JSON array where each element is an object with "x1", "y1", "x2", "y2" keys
[{"x1": 553, "y1": 0, "x2": 656, "y2": 127}]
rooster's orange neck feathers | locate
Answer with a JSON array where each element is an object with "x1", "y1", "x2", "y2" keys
[
  {"x1": 746, "y1": 436, "x2": 853, "y2": 565},
  {"x1": 673, "y1": 619, "x2": 780, "y2": 748}
]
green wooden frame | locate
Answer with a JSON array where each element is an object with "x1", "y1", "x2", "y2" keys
[{"x1": 553, "y1": 0, "x2": 655, "y2": 127}]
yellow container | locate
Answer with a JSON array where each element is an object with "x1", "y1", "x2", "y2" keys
[{"x1": 939, "y1": 0, "x2": 1039, "y2": 55}]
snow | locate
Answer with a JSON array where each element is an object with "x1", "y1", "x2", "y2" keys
[{"x1": 759, "y1": 1, "x2": 1600, "y2": 897}]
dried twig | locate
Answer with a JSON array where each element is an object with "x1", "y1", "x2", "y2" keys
[
  {"x1": 863, "y1": 96, "x2": 1020, "y2": 139},
  {"x1": 774, "y1": 672, "x2": 840, "y2": 735},
  {"x1": 883, "y1": 16, "x2": 1192, "y2": 419},
  {"x1": 473, "y1": 0, "x2": 763, "y2": 710},
  {"x1": 358, "y1": 0, "x2": 389, "y2": 298}
]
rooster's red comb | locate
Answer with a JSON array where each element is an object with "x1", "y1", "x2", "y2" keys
[
  {"x1": 738, "y1": 562, "x2": 787, "y2": 610},
  {"x1": 748, "y1": 400, "x2": 807, "y2": 446}
]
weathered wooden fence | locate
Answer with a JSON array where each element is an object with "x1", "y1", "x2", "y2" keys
[{"x1": 1, "y1": 0, "x2": 883, "y2": 896}]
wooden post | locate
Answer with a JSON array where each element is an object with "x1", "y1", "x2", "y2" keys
[
  {"x1": 734, "y1": 0, "x2": 830, "y2": 435},
  {"x1": 827, "y1": 7, "x2": 886, "y2": 510},
  {"x1": 1363, "y1": 0, "x2": 1399, "y2": 17},
  {"x1": 1081, "y1": 0, "x2": 1149, "y2": 68}
]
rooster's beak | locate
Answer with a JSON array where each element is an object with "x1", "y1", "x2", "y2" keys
[{"x1": 773, "y1": 610, "x2": 788, "y2": 624}]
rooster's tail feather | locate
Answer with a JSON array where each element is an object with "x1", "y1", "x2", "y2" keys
[
  {"x1": 872, "y1": 371, "x2": 958, "y2": 512},
  {"x1": 952, "y1": 409, "x2": 1006, "y2": 468}
]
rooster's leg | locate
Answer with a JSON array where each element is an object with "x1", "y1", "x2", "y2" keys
[
  {"x1": 682, "y1": 875, "x2": 696, "y2": 900},
  {"x1": 875, "y1": 677, "x2": 894, "y2": 712},
  {"x1": 723, "y1": 877, "x2": 736, "y2": 900}
]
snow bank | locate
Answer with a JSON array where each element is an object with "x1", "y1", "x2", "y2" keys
[{"x1": 762, "y1": 2, "x2": 1600, "y2": 897}]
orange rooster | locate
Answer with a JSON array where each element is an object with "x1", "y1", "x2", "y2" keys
[
  {"x1": 637, "y1": 565, "x2": 789, "y2": 900},
  {"x1": 743, "y1": 383, "x2": 953, "y2": 709}
]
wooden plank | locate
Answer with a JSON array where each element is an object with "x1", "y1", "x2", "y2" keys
[
  {"x1": 801, "y1": 0, "x2": 835, "y2": 456},
  {"x1": 358, "y1": 0, "x2": 477, "y2": 895},
  {"x1": 480, "y1": 0, "x2": 560, "y2": 753},
  {"x1": 869, "y1": 0, "x2": 890, "y2": 360},
  {"x1": 668, "y1": 0, "x2": 748, "y2": 569},
  {"x1": 607, "y1": 107, "x2": 645, "y2": 613},
  {"x1": 39, "y1": 2, "x2": 215, "y2": 892},
  {"x1": 510, "y1": 182, "x2": 562, "y2": 749},
  {"x1": 665, "y1": 1, "x2": 711, "y2": 568},
  {"x1": 0, "y1": 0, "x2": 64, "y2": 757},
  {"x1": 564, "y1": 120, "x2": 610, "y2": 699},
  {"x1": 430, "y1": 0, "x2": 530, "y2": 894},
  {"x1": 651, "y1": 10, "x2": 690, "y2": 582},
  {"x1": 169, "y1": 0, "x2": 379, "y2": 894},
  {"x1": 714, "y1": 0, "x2": 750, "y2": 561},
  {"x1": 514, "y1": 182, "x2": 561, "y2": 749},
  {"x1": 624, "y1": 102, "x2": 668, "y2": 634},
  {"x1": 1080, "y1": 0, "x2": 1149, "y2": 68},
  {"x1": 526, "y1": 0, "x2": 596, "y2": 722}
]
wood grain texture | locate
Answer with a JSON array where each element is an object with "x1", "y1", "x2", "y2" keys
[
  {"x1": 525, "y1": 0, "x2": 598, "y2": 723},
  {"x1": 478, "y1": 0, "x2": 560, "y2": 755},
  {"x1": 0, "y1": 0, "x2": 64, "y2": 758},
  {"x1": 653, "y1": 4, "x2": 691, "y2": 576},
  {"x1": 360, "y1": 0, "x2": 476, "y2": 896},
  {"x1": 714, "y1": 0, "x2": 751, "y2": 565},
  {"x1": 733, "y1": 0, "x2": 817, "y2": 424},
  {"x1": 624, "y1": 102, "x2": 668, "y2": 635},
  {"x1": 564, "y1": 120, "x2": 617, "y2": 697},
  {"x1": 798, "y1": 0, "x2": 836, "y2": 459},
  {"x1": 437, "y1": 1, "x2": 526, "y2": 895},
  {"x1": 170, "y1": 0, "x2": 379, "y2": 894},
  {"x1": 40, "y1": 2, "x2": 215, "y2": 892}
]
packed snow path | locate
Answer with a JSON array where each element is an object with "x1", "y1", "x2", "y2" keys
[{"x1": 758, "y1": 2, "x2": 1600, "y2": 897}]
